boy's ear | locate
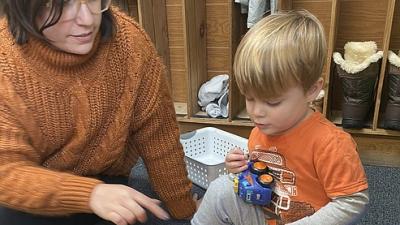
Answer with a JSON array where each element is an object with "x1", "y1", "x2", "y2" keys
[{"x1": 306, "y1": 77, "x2": 324, "y2": 102}]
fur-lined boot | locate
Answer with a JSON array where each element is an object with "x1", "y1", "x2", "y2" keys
[
  {"x1": 333, "y1": 41, "x2": 383, "y2": 128},
  {"x1": 385, "y1": 51, "x2": 400, "y2": 130}
]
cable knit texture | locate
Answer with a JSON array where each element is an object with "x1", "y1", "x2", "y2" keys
[{"x1": 0, "y1": 8, "x2": 195, "y2": 219}]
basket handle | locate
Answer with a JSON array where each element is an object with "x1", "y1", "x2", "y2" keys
[{"x1": 180, "y1": 130, "x2": 197, "y2": 140}]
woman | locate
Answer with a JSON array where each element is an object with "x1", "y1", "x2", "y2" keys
[{"x1": 0, "y1": 1, "x2": 196, "y2": 224}]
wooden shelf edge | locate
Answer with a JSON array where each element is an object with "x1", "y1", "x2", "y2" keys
[
  {"x1": 177, "y1": 116, "x2": 400, "y2": 137},
  {"x1": 177, "y1": 118, "x2": 400, "y2": 168},
  {"x1": 343, "y1": 127, "x2": 400, "y2": 137},
  {"x1": 177, "y1": 117, "x2": 254, "y2": 127}
]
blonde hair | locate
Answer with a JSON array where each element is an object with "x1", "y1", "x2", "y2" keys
[{"x1": 233, "y1": 10, "x2": 327, "y2": 99}]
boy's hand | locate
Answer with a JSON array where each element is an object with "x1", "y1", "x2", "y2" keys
[
  {"x1": 225, "y1": 147, "x2": 248, "y2": 174},
  {"x1": 89, "y1": 184, "x2": 170, "y2": 225}
]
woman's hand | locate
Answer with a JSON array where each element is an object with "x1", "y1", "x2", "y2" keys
[
  {"x1": 192, "y1": 193, "x2": 202, "y2": 210},
  {"x1": 89, "y1": 184, "x2": 170, "y2": 225},
  {"x1": 225, "y1": 147, "x2": 248, "y2": 174}
]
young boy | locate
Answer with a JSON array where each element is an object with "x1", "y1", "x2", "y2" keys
[{"x1": 191, "y1": 10, "x2": 369, "y2": 225}]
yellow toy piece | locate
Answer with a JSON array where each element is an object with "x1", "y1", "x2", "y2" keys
[{"x1": 233, "y1": 177, "x2": 239, "y2": 193}]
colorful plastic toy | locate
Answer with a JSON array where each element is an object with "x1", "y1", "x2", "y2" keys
[{"x1": 233, "y1": 161, "x2": 274, "y2": 206}]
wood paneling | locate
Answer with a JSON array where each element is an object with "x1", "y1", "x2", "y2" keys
[
  {"x1": 336, "y1": 0, "x2": 388, "y2": 50},
  {"x1": 206, "y1": 0, "x2": 228, "y2": 4},
  {"x1": 206, "y1": 3, "x2": 230, "y2": 47},
  {"x1": 292, "y1": 1, "x2": 332, "y2": 38},
  {"x1": 0, "y1": 1, "x2": 4, "y2": 17},
  {"x1": 185, "y1": 0, "x2": 207, "y2": 117},
  {"x1": 171, "y1": 70, "x2": 188, "y2": 102},
  {"x1": 167, "y1": 0, "x2": 182, "y2": 5},
  {"x1": 169, "y1": 47, "x2": 186, "y2": 70},
  {"x1": 389, "y1": 0, "x2": 400, "y2": 49},
  {"x1": 113, "y1": 0, "x2": 138, "y2": 19},
  {"x1": 166, "y1": 0, "x2": 188, "y2": 105},
  {"x1": 207, "y1": 47, "x2": 230, "y2": 72},
  {"x1": 166, "y1": 5, "x2": 185, "y2": 46},
  {"x1": 354, "y1": 135, "x2": 400, "y2": 167}
]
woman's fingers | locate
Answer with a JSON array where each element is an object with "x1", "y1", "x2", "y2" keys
[
  {"x1": 121, "y1": 199, "x2": 146, "y2": 223},
  {"x1": 90, "y1": 184, "x2": 169, "y2": 224},
  {"x1": 107, "y1": 211, "x2": 128, "y2": 225},
  {"x1": 130, "y1": 189, "x2": 170, "y2": 220},
  {"x1": 192, "y1": 193, "x2": 202, "y2": 209}
]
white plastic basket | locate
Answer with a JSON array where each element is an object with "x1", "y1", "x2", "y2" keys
[{"x1": 180, "y1": 127, "x2": 248, "y2": 189}]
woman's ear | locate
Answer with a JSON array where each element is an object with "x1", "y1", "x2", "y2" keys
[{"x1": 306, "y1": 77, "x2": 324, "y2": 102}]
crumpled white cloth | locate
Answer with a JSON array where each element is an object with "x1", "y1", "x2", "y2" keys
[
  {"x1": 198, "y1": 74, "x2": 229, "y2": 107},
  {"x1": 234, "y1": 0, "x2": 272, "y2": 28},
  {"x1": 205, "y1": 91, "x2": 229, "y2": 118},
  {"x1": 198, "y1": 74, "x2": 229, "y2": 118}
]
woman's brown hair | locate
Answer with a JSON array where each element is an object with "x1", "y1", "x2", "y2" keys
[{"x1": 2, "y1": 0, "x2": 116, "y2": 44}]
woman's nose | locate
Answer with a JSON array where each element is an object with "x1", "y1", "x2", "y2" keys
[{"x1": 75, "y1": 3, "x2": 94, "y2": 25}]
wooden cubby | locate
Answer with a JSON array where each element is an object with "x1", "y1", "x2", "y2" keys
[
  {"x1": 117, "y1": 0, "x2": 400, "y2": 167},
  {"x1": 166, "y1": 0, "x2": 248, "y2": 120},
  {"x1": 1, "y1": 1, "x2": 398, "y2": 165}
]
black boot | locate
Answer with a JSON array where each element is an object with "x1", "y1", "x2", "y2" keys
[
  {"x1": 336, "y1": 63, "x2": 380, "y2": 128},
  {"x1": 384, "y1": 64, "x2": 400, "y2": 130}
]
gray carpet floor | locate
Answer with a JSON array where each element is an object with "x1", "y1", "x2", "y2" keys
[
  {"x1": 130, "y1": 160, "x2": 400, "y2": 225},
  {"x1": 357, "y1": 165, "x2": 400, "y2": 225}
]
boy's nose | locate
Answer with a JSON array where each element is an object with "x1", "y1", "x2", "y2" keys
[
  {"x1": 75, "y1": 4, "x2": 94, "y2": 25},
  {"x1": 251, "y1": 105, "x2": 266, "y2": 118}
]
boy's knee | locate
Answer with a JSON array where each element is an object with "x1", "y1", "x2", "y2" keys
[
  {"x1": 205, "y1": 175, "x2": 236, "y2": 200},
  {"x1": 193, "y1": 175, "x2": 238, "y2": 224}
]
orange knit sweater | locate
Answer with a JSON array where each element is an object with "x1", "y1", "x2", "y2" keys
[{"x1": 0, "y1": 9, "x2": 195, "y2": 219}]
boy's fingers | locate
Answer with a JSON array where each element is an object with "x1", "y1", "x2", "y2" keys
[
  {"x1": 226, "y1": 153, "x2": 247, "y2": 162},
  {"x1": 229, "y1": 164, "x2": 248, "y2": 174},
  {"x1": 229, "y1": 148, "x2": 244, "y2": 154},
  {"x1": 239, "y1": 164, "x2": 248, "y2": 171},
  {"x1": 226, "y1": 160, "x2": 247, "y2": 169}
]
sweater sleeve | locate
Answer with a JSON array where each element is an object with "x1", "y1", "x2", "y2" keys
[
  {"x1": 128, "y1": 43, "x2": 196, "y2": 219},
  {"x1": 287, "y1": 190, "x2": 369, "y2": 225},
  {"x1": 0, "y1": 76, "x2": 103, "y2": 216}
]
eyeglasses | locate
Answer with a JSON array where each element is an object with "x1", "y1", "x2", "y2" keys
[{"x1": 46, "y1": 0, "x2": 112, "y2": 20}]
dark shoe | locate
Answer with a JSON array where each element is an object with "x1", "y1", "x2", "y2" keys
[
  {"x1": 384, "y1": 63, "x2": 400, "y2": 130},
  {"x1": 333, "y1": 42, "x2": 383, "y2": 129},
  {"x1": 336, "y1": 63, "x2": 380, "y2": 128}
]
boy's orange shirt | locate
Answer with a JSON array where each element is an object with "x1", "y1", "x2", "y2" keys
[{"x1": 248, "y1": 112, "x2": 368, "y2": 224}]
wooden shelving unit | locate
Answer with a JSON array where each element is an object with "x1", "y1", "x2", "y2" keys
[{"x1": 117, "y1": 0, "x2": 400, "y2": 167}]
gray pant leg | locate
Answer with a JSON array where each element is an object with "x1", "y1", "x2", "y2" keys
[{"x1": 191, "y1": 175, "x2": 266, "y2": 225}]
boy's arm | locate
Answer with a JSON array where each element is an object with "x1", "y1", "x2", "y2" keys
[{"x1": 287, "y1": 190, "x2": 369, "y2": 225}]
